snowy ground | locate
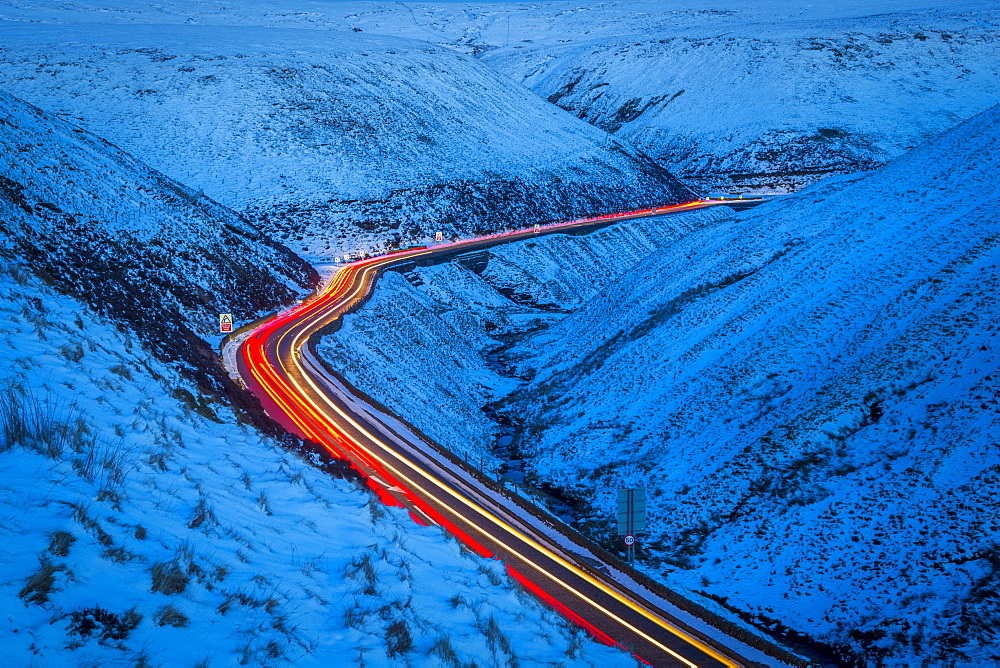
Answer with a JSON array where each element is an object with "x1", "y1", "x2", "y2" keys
[
  {"x1": 0, "y1": 6, "x2": 692, "y2": 258},
  {"x1": 320, "y1": 104, "x2": 1000, "y2": 664},
  {"x1": 0, "y1": 261, "x2": 635, "y2": 667},
  {"x1": 7, "y1": 0, "x2": 994, "y2": 256},
  {"x1": 7, "y1": 0, "x2": 993, "y2": 195},
  {"x1": 472, "y1": 1, "x2": 1000, "y2": 192},
  {"x1": 0, "y1": 77, "x2": 635, "y2": 668},
  {"x1": 4, "y1": 1, "x2": 998, "y2": 664}
]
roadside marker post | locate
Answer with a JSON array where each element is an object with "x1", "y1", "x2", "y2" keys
[
  {"x1": 617, "y1": 487, "x2": 646, "y2": 565},
  {"x1": 220, "y1": 313, "x2": 233, "y2": 334},
  {"x1": 435, "y1": 231, "x2": 444, "y2": 242}
]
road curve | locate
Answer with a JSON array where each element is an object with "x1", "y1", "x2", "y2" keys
[{"x1": 233, "y1": 200, "x2": 785, "y2": 667}]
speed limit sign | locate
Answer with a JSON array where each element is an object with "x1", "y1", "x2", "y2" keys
[{"x1": 624, "y1": 535, "x2": 635, "y2": 546}]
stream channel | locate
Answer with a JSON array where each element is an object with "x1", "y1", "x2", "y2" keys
[{"x1": 481, "y1": 336, "x2": 579, "y2": 525}]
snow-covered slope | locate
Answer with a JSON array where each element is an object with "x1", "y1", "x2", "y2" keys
[
  {"x1": 0, "y1": 85, "x2": 631, "y2": 668},
  {"x1": 0, "y1": 91, "x2": 315, "y2": 409},
  {"x1": 317, "y1": 104, "x2": 1000, "y2": 664},
  {"x1": 0, "y1": 21, "x2": 692, "y2": 258},
  {"x1": 0, "y1": 259, "x2": 632, "y2": 667},
  {"x1": 318, "y1": 209, "x2": 727, "y2": 474},
  {"x1": 4, "y1": 0, "x2": 995, "y2": 201},
  {"x1": 478, "y1": 2, "x2": 1000, "y2": 192},
  {"x1": 502, "y1": 104, "x2": 1000, "y2": 664}
]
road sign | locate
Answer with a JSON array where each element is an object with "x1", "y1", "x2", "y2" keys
[
  {"x1": 435, "y1": 231, "x2": 444, "y2": 242},
  {"x1": 219, "y1": 313, "x2": 233, "y2": 334},
  {"x1": 335, "y1": 256, "x2": 342, "y2": 263},
  {"x1": 617, "y1": 487, "x2": 646, "y2": 535},
  {"x1": 618, "y1": 487, "x2": 646, "y2": 565},
  {"x1": 534, "y1": 224, "x2": 540, "y2": 233}
]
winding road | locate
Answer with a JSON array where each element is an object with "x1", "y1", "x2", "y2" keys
[{"x1": 230, "y1": 199, "x2": 794, "y2": 667}]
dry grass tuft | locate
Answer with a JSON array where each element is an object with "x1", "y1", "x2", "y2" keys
[
  {"x1": 154, "y1": 603, "x2": 189, "y2": 628},
  {"x1": 19, "y1": 558, "x2": 63, "y2": 604}
]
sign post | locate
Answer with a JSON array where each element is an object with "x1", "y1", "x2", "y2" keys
[
  {"x1": 219, "y1": 313, "x2": 233, "y2": 334},
  {"x1": 617, "y1": 487, "x2": 646, "y2": 565}
]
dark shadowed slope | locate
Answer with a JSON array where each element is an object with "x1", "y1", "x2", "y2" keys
[{"x1": 0, "y1": 91, "x2": 316, "y2": 407}]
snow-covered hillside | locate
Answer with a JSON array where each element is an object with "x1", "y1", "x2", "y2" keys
[
  {"x1": 4, "y1": 0, "x2": 995, "y2": 201},
  {"x1": 0, "y1": 91, "x2": 633, "y2": 667},
  {"x1": 0, "y1": 260, "x2": 633, "y2": 667},
  {"x1": 319, "y1": 104, "x2": 1000, "y2": 664},
  {"x1": 477, "y1": 2, "x2": 1000, "y2": 192},
  {"x1": 507, "y1": 104, "x2": 1000, "y2": 664},
  {"x1": 317, "y1": 209, "x2": 727, "y2": 475},
  {"x1": 0, "y1": 21, "x2": 692, "y2": 258},
  {"x1": 0, "y1": 91, "x2": 315, "y2": 413},
  {"x1": 4, "y1": 0, "x2": 998, "y2": 664}
]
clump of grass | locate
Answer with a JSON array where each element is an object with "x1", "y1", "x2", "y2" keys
[
  {"x1": 150, "y1": 561, "x2": 189, "y2": 596},
  {"x1": 102, "y1": 546, "x2": 140, "y2": 564},
  {"x1": 171, "y1": 388, "x2": 221, "y2": 423},
  {"x1": 292, "y1": 552, "x2": 325, "y2": 577},
  {"x1": 477, "y1": 561, "x2": 505, "y2": 587},
  {"x1": 187, "y1": 497, "x2": 216, "y2": 529},
  {"x1": 217, "y1": 586, "x2": 275, "y2": 615},
  {"x1": 59, "y1": 343, "x2": 84, "y2": 363},
  {"x1": 48, "y1": 530, "x2": 76, "y2": 557},
  {"x1": 481, "y1": 615, "x2": 516, "y2": 665},
  {"x1": 0, "y1": 387, "x2": 71, "y2": 458},
  {"x1": 385, "y1": 619, "x2": 413, "y2": 658},
  {"x1": 70, "y1": 502, "x2": 114, "y2": 546},
  {"x1": 0, "y1": 388, "x2": 131, "y2": 493},
  {"x1": 19, "y1": 558, "x2": 63, "y2": 604},
  {"x1": 343, "y1": 599, "x2": 371, "y2": 630},
  {"x1": 263, "y1": 640, "x2": 285, "y2": 661},
  {"x1": 132, "y1": 651, "x2": 156, "y2": 668},
  {"x1": 345, "y1": 550, "x2": 379, "y2": 596},
  {"x1": 147, "y1": 449, "x2": 169, "y2": 472},
  {"x1": 154, "y1": 603, "x2": 189, "y2": 628},
  {"x1": 565, "y1": 628, "x2": 583, "y2": 660},
  {"x1": 75, "y1": 436, "x2": 130, "y2": 491},
  {"x1": 67, "y1": 606, "x2": 142, "y2": 644},
  {"x1": 108, "y1": 364, "x2": 133, "y2": 380},
  {"x1": 431, "y1": 634, "x2": 462, "y2": 667},
  {"x1": 256, "y1": 491, "x2": 272, "y2": 516}
]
